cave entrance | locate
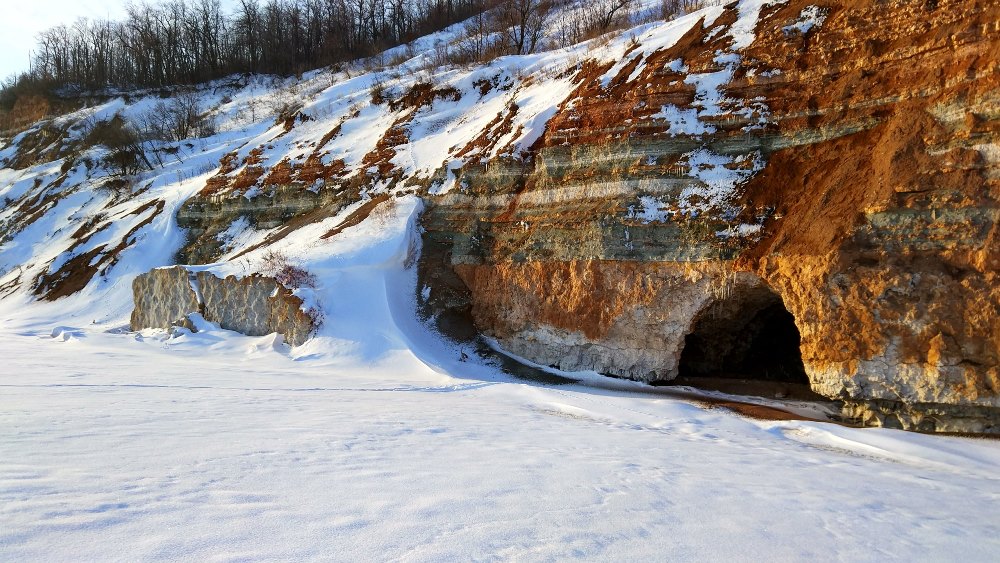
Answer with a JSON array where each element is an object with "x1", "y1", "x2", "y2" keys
[{"x1": 673, "y1": 282, "x2": 818, "y2": 399}]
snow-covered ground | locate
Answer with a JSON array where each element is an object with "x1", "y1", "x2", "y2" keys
[
  {"x1": 2, "y1": 199, "x2": 1000, "y2": 561},
  {"x1": 3, "y1": 324, "x2": 1000, "y2": 561}
]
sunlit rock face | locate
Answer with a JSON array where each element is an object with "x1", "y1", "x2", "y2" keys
[
  {"x1": 131, "y1": 266, "x2": 316, "y2": 346},
  {"x1": 130, "y1": 266, "x2": 201, "y2": 331},
  {"x1": 419, "y1": 0, "x2": 1000, "y2": 432}
]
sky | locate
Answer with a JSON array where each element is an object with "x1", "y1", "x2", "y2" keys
[
  {"x1": 1, "y1": 1, "x2": 128, "y2": 80},
  {"x1": 0, "y1": 1, "x2": 237, "y2": 81}
]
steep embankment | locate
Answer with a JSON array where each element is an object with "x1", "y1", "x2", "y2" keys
[
  {"x1": 420, "y1": 0, "x2": 1000, "y2": 431},
  {"x1": 0, "y1": 0, "x2": 997, "y2": 431}
]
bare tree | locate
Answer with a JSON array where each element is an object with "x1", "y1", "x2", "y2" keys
[
  {"x1": 84, "y1": 115, "x2": 152, "y2": 176},
  {"x1": 588, "y1": 0, "x2": 634, "y2": 32},
  {"x1": 497, "y1": 0, "x2": 553, "y2": 55},
  {"x1": 144, "y1": 90, "x2": 213, "y2": 141},
  {"x1": 10, "y1": 0, "x2": 494, "y2": 92}
]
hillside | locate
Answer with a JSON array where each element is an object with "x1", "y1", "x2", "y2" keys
[{"x1": 2, "y1": 0, "x2": 998, "y2": 431}]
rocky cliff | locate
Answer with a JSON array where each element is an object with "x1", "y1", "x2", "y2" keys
[
  {"x1": 2, "y1": 0, "x2": 997, "y2": 433},
  {"x1": 420, "y1": 0, "x2": 1000, "y2": 432},
  {"x1": 131, "y1": 266, "x2": 317, "y2": 346}
]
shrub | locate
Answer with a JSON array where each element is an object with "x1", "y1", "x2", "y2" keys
[
  {"x1": 259, "y1": 249, "x2": 318, "y2": 289},
  {"x1": 304, "y1": 306, "x2": 324, "y2": 330},
  {"x1": 273, "y1": 100, "x2": 304, "y2": 122},
  {"x1": 259, "y1": 249, "x2": 289, "y2": 275},
  {"x1": 275, "y1": 264, "x2": 318, "y2": 289},
  {"x1": 370, "y1": 196, "x2": 399, "y2": 226},
  {"x1": 143, "y1": 91, "x2": 214, "y2": 142},
  {"x1": 370, "y1": 79, "x2": 388, "y2": 106},
  {"x1": 660, "y1": 0, "x2": 706, "y2": 20},
  {"x1": 83, "y1": 114, "x2": 151, "y2": 176}
]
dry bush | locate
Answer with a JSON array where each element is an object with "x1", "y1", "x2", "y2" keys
[
  {"x1": 83, "y1": 114, "x2": 152, "y2": 176},
  {"x1": 370, "y1": 78, "x2": 389, "y2": 106},
  {"x1": 660, "y1": 0, "x2": 707, "y2": 20},
  {"x1": 143, "y1": 91, "x2": 215, "y2": 142},
  {"x1": 370, "y1": 196, "x2": 399, "y2": 226},
  {"x1": 276, "y1": 264, "x2": 318, "y2": 289},
  {"x1": 273, "y1": 100, "x2": 305, "y2": 126},
  {"x1": 303, "y1": 305, "x2": 324, "y2": 332},
  {"x1": 259, "y1": 249, "x2": 289, "y2": 275},
  {"x1": 550, "y1": 0, "x2": 640, "y2": 47},
  {"x1": 259, "y1": 249, "x2": 318, "y2": 289}
]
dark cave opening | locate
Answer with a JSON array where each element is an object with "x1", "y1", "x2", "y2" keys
[{"x1": 674, "y1": 286, "x2": 815, "y2": 397}]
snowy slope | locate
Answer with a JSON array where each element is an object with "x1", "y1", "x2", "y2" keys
[{"x1": 0, "y1": 0, "x2": 769, "y2": 321}]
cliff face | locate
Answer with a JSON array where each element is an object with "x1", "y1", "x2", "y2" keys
[
  {"x1": 420, "y1": 0, "x2": 1000, "y2": 431},
  {"x1": 131, "y1": 266, "x2": 317, "y2": 346}
]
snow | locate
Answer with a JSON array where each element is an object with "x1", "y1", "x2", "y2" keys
[
  {"x1": 2, "y1": 1, "x2": 999, "y2": 558},
  {"x1": 428, "y1": 159, "x2": 463, "y2": 195},
  {"x1": 629, "y1": 195, "x2": 672, "y2": 222},
  {"x1": 717, "y1": 222, "x2": 764, "y2": 238},
  {"x1": 216, "y1": 216, "x2": 253, "y2": 253},
  {"x1": 3, "y1": 294, "x2": 1000, "y2": 559},
  {"x1": 729, "y1": 0, "x2": 788, "y2": 50},
  {"x1": 679, "y1": 148, "x2": 763, "y2": 214},
  {"x1": 597, "y1": 17, "x2": 704, "y2": 89},
  {"x1": 784, "y1": 6, "x2": 828, "y2": 35},
  {"x1": 651, "y1": 104, "x2": 714, "y2": 135},
  {"x1": 666, "y1": 58, "x2": 687, "y2": 72}
]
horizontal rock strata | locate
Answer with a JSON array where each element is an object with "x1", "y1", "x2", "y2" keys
[{"x1": 419, "y1": 0, "x2": 1000, "y2": 432}]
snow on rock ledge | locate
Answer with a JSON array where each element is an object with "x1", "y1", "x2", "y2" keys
[{"x1": 130, "y1": 266, "x2": 316, "y2": 346}]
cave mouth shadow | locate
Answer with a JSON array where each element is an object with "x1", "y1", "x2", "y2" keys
[{"x1": 670, "y1": 284, "x2": 818, "y2": 399}]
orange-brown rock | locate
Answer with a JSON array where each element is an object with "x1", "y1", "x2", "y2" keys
[{"x1": 420, "y1": 0, "x2": 1000, "y2": 432}]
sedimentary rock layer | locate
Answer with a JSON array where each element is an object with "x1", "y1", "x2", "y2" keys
[
  {"x1": 420, "y1": 0, "x2": 1000, "y2": 432},
  {"x1": 130, "y1": 265, "x2": 201, "y2": 331}
]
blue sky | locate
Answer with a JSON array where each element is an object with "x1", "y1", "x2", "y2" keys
[{"x1": 1, "y1": 1, "x2": 237, "y2": 81}]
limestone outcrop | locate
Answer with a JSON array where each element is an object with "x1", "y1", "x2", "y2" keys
[
  {"x1": 419, "y1": 0, "x2": 1000, "y2": 432},
  {"x1": 130, "y1": 265, "x2": 202, "y2": 332},
  {"x1": 130, "y1": 266, "x2": 317, "y2": 346}
]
